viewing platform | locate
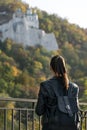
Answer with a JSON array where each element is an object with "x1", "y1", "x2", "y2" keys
[{"x1": 0, "y1": 98, "x2": 87, "y2": 130}]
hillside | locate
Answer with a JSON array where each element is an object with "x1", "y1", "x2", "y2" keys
[
  {"x1": 0, "y1": 1, "x2": 28, "y2": 25},
  {"x1": 37, "y1": 9, "x2": 87, "y2": 48},
  {"x1": 1, "y1": 2, "x2": 87, "y2": 48},
  {"x1": 0, "y1": 1, "x2": 87, "y2": 102}
]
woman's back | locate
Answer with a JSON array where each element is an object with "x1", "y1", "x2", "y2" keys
[{"x1": 35, "y1": 55, "x2": 80, "y2": 130}]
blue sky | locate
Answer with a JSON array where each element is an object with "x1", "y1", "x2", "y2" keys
[{"x1": 22, "y1": 0, "x2": 87, "y2": 29}]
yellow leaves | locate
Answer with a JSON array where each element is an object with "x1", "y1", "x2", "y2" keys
[
  {"x1": 0, "y1": 93, "x2": 15, "y2": 121},
  {"x1": 34, "y1": 61, "x2": 43, "y2": 70},
  {"x1": 6, "y1": 102, "x2": 15, "y2": 120},
  {"x1": 10, "y1": 1, "x2": 28, "y2": 13},
  {"x1": 0, "y1": 50, "x2": 2, "y2": 54},
  {"x1": 38, "y1": 76, "x2": 46, "y2": 82},
  {"x1": 12, "y1": 66, "x2": 21, "y2": 77},
  {"x1": 1, "y1": 62, "x2": 21, "y2": 77},
  {"x1": 3, "y1": 61, "x2": 10, "y2": 66},
  {"x1": 7, "y1": 101, "x2": 15, "y2": 109}
]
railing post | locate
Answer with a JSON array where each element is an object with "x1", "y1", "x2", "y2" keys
[
  {"x1": 85, "y1": 111, "x2": 87, "y2": 130},
  {"x1": 12, "y1": 109, "x2": 14, "y2": 130},
  {"x1": 32, "y1": 102, "x2": 35, "y2": 130},
  {"x1": 26, "y1": 109, "x2": 28, "y2": 130},
  {"x1": 39, "y1": 116, "x2": 41, "y2": 130},
  {"x1": 80, "y1": 111, "x2": 82, "y2": 130},
  {"x1": 4, "y1": 109, "x2": 7, "y2": 130},
  {"x1": 19, "y1": 110, "x2": 21, "y2": 130}
]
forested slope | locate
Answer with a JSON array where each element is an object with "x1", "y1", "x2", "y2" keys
[{"x1": 0, "y1": 0, "x2": 87, "y2": 102}]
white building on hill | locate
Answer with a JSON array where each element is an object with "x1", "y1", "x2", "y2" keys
[{"x1": 0, "y1": 8, "x2": 58, "y2": 51}]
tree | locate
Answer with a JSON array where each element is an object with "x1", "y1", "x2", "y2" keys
[
  {"x1": 0, "y1": 0, "x2": 15, "y2": 5},
  {"x1": 0, "y1": 93, "x2": 15, "y2": 129}
]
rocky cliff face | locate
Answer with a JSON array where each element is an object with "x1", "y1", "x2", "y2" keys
[{"x1": 0, "y1": 8, "x2": 58, "y2": 51}]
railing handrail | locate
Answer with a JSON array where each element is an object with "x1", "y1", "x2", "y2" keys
[
  {"x1": 79, "y1": 102, "x2": 87, "y2": 106},
  {"x1": 0, "y1": 97, "x2": 37, "y2": 102},
  {"x1": 0, "y1": 97, "x2": 87, "y2": 105}
]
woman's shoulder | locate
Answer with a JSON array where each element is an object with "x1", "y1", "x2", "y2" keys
[
  {"x1": 69, "y1": 81, "x2": 79, "y2": 94},
  {"x1": 40, "y1": 77, "x2": 56, "y2": 86},
  {"x1": 39, "y1": 78, "x2": 53, "y2": 95},
  {"x1": 69, "y1": 81, "x2": 78, "y2": 87},
  {"x1": 69, "y1": 82, "x2": 79, "y2": 89}
]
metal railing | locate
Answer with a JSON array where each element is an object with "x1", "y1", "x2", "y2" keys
[
  {"x1": 80, "y1": 110, "x2": 87, "y2": 130},
  {"x1": 0, "y1": 98, "x2": 40, "y2": 130},
  {"x1": 79, "y1": 102, "x2": 87, "y2": 130},
  {"x1": 0, "y1": 98, "x2": 87, "y2": 130}
]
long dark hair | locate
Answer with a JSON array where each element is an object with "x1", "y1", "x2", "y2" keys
[{"x1": 50, "y1": 55, "x2": 69, "y2": 89}]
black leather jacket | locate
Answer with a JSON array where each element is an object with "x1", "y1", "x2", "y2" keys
[{"x1": 35, "y1": 76, "x2": 79, "y2": 124}]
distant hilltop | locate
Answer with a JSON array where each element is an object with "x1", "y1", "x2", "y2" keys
[{"x1": 0, "y1": 7, "x2": 58, "y2": 51}]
